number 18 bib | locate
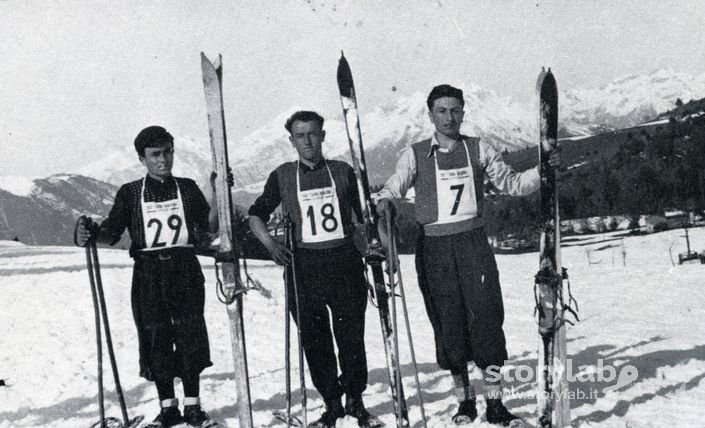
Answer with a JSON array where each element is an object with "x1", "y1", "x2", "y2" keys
[
  {"x1": 140, "y1": 177, "x2": 190, "y2": 251},
  {"x1": 432, "y1": 140, "x2": 478, "y2": 225},
  {"x1": 296, "y1": 162, "x2": 345, "y2": 243}
]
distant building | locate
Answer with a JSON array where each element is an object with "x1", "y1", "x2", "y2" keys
[
  {"x1": 644, "y1": 211, "x2": 689, "y2": 233},
  {"x1": 644, "y1": 215, "x2": 668, "y2": 233},
  {"x1": 664, "y1": 210, "x2": 689, "y2": 228}
]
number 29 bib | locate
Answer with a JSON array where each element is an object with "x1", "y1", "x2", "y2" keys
[
  {"x1": 296, "y1": 162, "x2": 345, "y2": 244},
  {"x1": 432, "y1": 140, "x2": 478, "y2": 225},
  {"x1": 140, "y1": 177, "x2": 190, "y2": 251}
]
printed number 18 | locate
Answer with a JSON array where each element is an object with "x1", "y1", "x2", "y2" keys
[{"x1": 306, "y1": 203, "x2": 339, "y2": 235}]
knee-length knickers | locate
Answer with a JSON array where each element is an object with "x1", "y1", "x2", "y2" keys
[
  {"x1": 131, "y1": 249, "x2": 213, "y2": 381},
  {"x1": 415, "y1": 227, "x2": 508, "y2": 371}
]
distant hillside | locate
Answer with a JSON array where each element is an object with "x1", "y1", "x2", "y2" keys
[
  {"x1": 482, "y1": 97, "x2": 705, "y2": 242},
  {"x1": 0, "y1": 175, "x2": 119, "y2": 246}
]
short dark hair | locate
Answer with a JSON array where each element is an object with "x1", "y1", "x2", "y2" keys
[
  {"x1": 285, "y1": 111, "x2": 325, "y2": 133},
  {"x1": 427, "y1": 84, "x2": 465, "y2": 110},
  {"x1": 134, "y1": 126, "x2": 174, "y2": 157}
]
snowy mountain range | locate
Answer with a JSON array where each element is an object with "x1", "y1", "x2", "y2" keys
[
  {"x1": 3, "y1": 68, "x2": 705, "y2": 244},
  {"x1": 80, "y1": 68, "x2": 705, "y2": 193},
  {"x1": 0, "y1": 175, "x2": 117, "y2": 245}
]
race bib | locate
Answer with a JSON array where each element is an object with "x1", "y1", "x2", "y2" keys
[
  {"x1": 296, "y1": 162, "x2": 345, "y2": 243},
  {"x1": 433, "y1": 141, "x2": 478, "y2": 224},
  {"x1": 140, "y1": 178, "x2": 190, "y2": 250}
]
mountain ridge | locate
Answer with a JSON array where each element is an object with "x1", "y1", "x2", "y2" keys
[{"x1": 3, "y1": 68, "x2": 705, "y2": 245}]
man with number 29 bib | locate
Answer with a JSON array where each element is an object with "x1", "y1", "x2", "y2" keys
[
  {"x1": 248, "y1": 111, "x2": 380, "y2": 428},
  {"x1": 376, "y1": 85, "x2": 559, "y2": 427},
  {"x1": 74, "y1": 126, "x2": 217, "y2": 428}
]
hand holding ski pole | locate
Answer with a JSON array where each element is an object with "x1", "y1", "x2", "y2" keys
[
  {"x1": 266, "y1": 240, "x2": 293, "y2": 266},
  {"x1": 375, "y1": 199, "x2": 398, "y2": 257},
  {"x1": 74, "y1": 216, "x2": 98, "y2": 247},
  {"x1": 248, "y1": 212, "x2": 292, "y2": 266},
  {"x1": 375, "y1": 198, "x2": 396, "y2": 221}
]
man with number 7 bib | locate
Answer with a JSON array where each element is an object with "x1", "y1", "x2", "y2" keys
[
  {"x1": 376, "y1": 85, "x2": 560, "y2": 427},
  {"x1": 74, "y1": 126, "x2": 218, "y2": 428},
  {"x1": 248, "y1": 111, "x2": 381, "y2": 428}
]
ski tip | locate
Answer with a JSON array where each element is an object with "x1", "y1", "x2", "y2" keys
[
  {"x1": 536, "y1": 68, "x2": 547, "y2": 91},
  {"x1": 337, "y1": 54, "x2": 354, "y2": 95},
  {"x1": 200, "y1": 52, "x2": 213, "y2": 70},
  {"x1": 338, "y1": 52, "x2": 350, "y2": 68},
  {"x1": 537, "y1": 67, "x2": 556, "y2": 87},
  {"x1": 543, "y1": 70, "x2": 557, "y2": 88}
]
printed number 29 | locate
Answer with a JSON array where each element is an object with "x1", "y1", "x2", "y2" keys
[
  {"x1": 147, "y1": 214, "x2": 183, "y2": 247},
  {"x1": 306, "y1": 203, "x2": 338, "y2": 235},
  {"x1": 450, "y1": 184, "x2": 465, "y2": 215}
]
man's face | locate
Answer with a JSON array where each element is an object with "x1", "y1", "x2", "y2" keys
[
  {"x1": 289, "y1": 120, "x2": 325, "y2": 164},
  {"x1": 140, "y1": 142, "x2": 174, "y2": 180},
  {"x1": 428, "y1": 96, "x2": 464, "y2": 139}
]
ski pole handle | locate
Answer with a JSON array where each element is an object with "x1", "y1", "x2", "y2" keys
[{"x1": 74, "y1": 215, "x2": 99, "y2": 247}]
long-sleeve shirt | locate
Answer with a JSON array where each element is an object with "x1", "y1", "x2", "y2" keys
[
  {"x1": 377, "y1": 134, "x2": 539, "y2": 201},
  {"x1": 98, "y1": 175, "x2": 210, "y2": 256}
]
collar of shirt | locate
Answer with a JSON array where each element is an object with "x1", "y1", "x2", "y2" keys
[
  {"x1": 146, "y1": 174, "x2": 176, "y2": 185},
  {"x1": 299, "y1": 158, "x2": 328, "y2": 173},
  {"x1": 427, "y1": 134, "x2": 463, "y2": 158},
  {"x1": 145, "y1": 175, "x2": 176, "y2": 194}
]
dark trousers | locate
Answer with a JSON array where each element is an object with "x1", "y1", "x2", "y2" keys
[
  {"x1": 287, "y1": 243, "x2": 368, "y2": 402},
  {"x1": 131, "y1": 249, "x2": 213, "y2": 381},
  {"x1": 415, "y1": 227, "x2": 508, "y2": 371}
]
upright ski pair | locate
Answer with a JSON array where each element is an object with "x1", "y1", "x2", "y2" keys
[
  {"x1": 201, "y1": 53, "x2": 253, "y2": 428},
  {"x1": 74, "y1": 217, "x2": 143, "y2": 428},
  {"x1": 535, "y1": 68, "x2": 578, "y2": 428},
  {"x1": 337, "y1": 52, "x2": 427, "y2": 428}
]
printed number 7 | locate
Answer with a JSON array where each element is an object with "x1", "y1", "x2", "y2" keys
[{"x1": 450, "y1": 184, "x2": 464, "y2": 215}]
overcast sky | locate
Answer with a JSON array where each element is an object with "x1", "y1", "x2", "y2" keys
[{"x1": 2, "y1": 0, "x2": 704, "y2": 176}]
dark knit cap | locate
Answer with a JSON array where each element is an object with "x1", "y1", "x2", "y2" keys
[{"x1": 134, "y1": 126, "x2": 174, "y2": 156}]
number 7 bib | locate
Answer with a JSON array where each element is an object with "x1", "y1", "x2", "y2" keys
[
  {"x1": 296, "y1": 162, "x2": 345, "y2": 243},
  {"x1": 140, "y1": 178, "x2": 190, "y2": 250},
  {"x1": 433, "y1": 140, "x2": 478, "y2": 224}
]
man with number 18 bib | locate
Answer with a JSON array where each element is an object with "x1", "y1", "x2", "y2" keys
[
  {"x1": 376, "y1": 85, "x2": 560, "y2": 427},
  {"x1": 74, "y1": 126, "x2": 217, "y2": 428},
  {"x1": 248, "y1": 111, "x2": 380, "y2": 428}
]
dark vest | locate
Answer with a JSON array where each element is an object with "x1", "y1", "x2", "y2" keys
[
  {"x1": 275, "y1": 160, "x2": 356, "y2": 249},
  {"x1": 412, "y1": 137, "x2": 486, "y2": 236}
]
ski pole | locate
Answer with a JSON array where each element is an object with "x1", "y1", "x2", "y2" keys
[
  {"x1": 384, "y1": 219, "x2": 405, "y2": 427},
  {"x1": 85, "y1": 241, "x2": 106, "y2": 427},
  {"x1": 286, "y1": 218, "x2": 307, "y2": 427},
  {"x1": 387, "y1": 216, "x2": 428, "y2": 428},
  {"x1": 91, "y1": 242, "x2": 143, "y2": 428},
  {"x1": 283, "y1": 235, "x2": 292, "y2": 427},
  {"x1": 76, "y1": 216, "x2": 142, "y2": 428}
]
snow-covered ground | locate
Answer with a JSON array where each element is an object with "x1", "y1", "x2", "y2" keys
[{"x1": 1, "y1": 228, "x2": 704, "y2": 427}]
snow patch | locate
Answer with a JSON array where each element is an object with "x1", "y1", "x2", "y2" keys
[{"x1": 0, "y1": 176, "x2": 37, "y2": 197}]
